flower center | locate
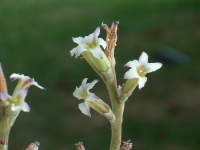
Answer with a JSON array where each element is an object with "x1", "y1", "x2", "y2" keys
[
  {"x1": 10, "y1": 96, "x2": 21, "y2": 105},
  {"x1": 86, "y1": 40, "x2": 97, "y2": 49},
  {"x1": 80, "y1": 92, "x2": 88, "y2": 100},
  {"x1": 137, "y1": 65, "x2": 147, "y2": 77}
]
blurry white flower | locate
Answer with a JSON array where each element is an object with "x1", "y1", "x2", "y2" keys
[
  {"x1": 0, "y1": 73, "x2": 44, "y2": 112},
  {"x1": 1, "y1": 88, "x2": 29, "y2": 112}
]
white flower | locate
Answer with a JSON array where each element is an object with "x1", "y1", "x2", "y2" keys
[
  {"x1": 70, "y1": 27, "x2": 107, "y2": 59},
  {"x1": 0, "y1": 73, "x2": 44, "y2": 112},
  {"x1": 124, "y1": 52, "x2": 162, "y2": 89},
  {"x1": 73, "y1": 78, "x2": 99, "y2": 117}
]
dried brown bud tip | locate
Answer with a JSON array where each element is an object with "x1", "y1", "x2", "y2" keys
[
  {"x1": 101, "y1": 21, "x2": 119, "y2": 63},
  {"x1": 120, "y1": 140, "x2": 132, "y2": 150},
  {"x1": 75, "y1": 142, "x2": 85, "y2": 150}
]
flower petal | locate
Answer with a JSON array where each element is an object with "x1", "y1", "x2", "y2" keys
[
  {"x1": 139, "y1": 52, "x2": 148, "y2": 65},
  {"x1": 81, "y1": 78, "x2": 88, "y2": 87},
  {"x1": 124, "y1": 69, "x2": 139, "y2": 79},
  {"x1": 93, "y1": 27, "x2": 100, "y2": 37},
  {"x1": 124, "y1": 60, "x2": 139, "y2": 68},
  {"x1": 15, "y1": 88, "x2": 28, "y2": 101},
  {"x1": 90, "y1": 46, "x2": 103, "y2": 59},
  {"x1": 86, "y1": 79, "x2": 98, "y2": 91},
  {"x1": 0, "y1": 92, "x2": 12, "y2": 102},
  {"x1": 138, "y1": 77, "x2": 147, "y2": 89},
  {"x1": 28, "y1": 79, "x2": 45, "y2": 90},
  {"x1": 19, "y1": 101, "x2": 30, "y2": 112},
  {"x1": 98, "y1": 38, "x2": 107, "y2": 49},
  {"x1": 86, "y1": 93, "x2": 99, "y2": 101},
  {"x1": 70, "y1": 47, "x2": 77, "y2": 57},
  {"x1": 70, "y1": 45, "x2": 86, "y2": 58},
  {"x1": 72, "y1": 37, "x2": 84, "y2": 44},
  {"x1": 10, "y1": 73, "x2": 45, "y2": 90},
  {"x1": 73, "y1": 87, "x2": 84, "y2": 100},
  {"x1": 146, "y1": 63, "x2": 163, "y2": 73},
  {"x1": 10, "y1": 73, "x2": 24, "y2": 82},
  {"x1": 78, "y1": 102, "x2": 91, "y2": 117}
]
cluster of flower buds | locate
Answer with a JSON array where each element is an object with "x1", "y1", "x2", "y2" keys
[
  {"x1": 71, "y1": 22, "x2": 162, "y2": 121},
  {"x1": 0, "y1": 73, "x2": 44, "y2": 113}
]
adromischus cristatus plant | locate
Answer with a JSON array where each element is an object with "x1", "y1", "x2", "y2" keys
[
  {"x1": 71, "y1": 21, "x2": 162, "y2": 150},
  {"x1": 0, "y1": 21, "x2": 162, "y2": 150}
]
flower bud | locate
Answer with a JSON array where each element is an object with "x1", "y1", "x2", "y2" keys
[
  {"x1": 87, "y1": 99, "x2": 115, "y2": 122},
  {"x1": 26, "y1": 141, "x2": 40, "y2": 150},
  {"x1": 82, "y1": 50, "x2": 111, "y2": 73},
  {"x1": 75, "y1": 142, "x2": 85, "y2": 150},
  {"x1": 120, "y1": 78, "x2": 138, "y2": 102}
]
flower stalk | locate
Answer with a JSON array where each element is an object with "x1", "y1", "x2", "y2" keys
[
  {"x1": 101, "y1": 22, "x2": 125, "y2": 150},
  {"x1": 70, "y1": 21, "x2": 162, "y2": 150}
]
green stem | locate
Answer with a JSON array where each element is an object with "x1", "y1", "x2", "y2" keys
[
  {"x1": 83, "y1": 50, "x2": 125, "y2": 150},
  {"x1": 0, "y1": 111, "x2": 9, "y2": 150},
  {"x1": 0, "y1": 105, "x2": 19, "y2": 150},
  {"x1": 110, "y1": 102, "x2": 124, "y2": 150},
  {"x1": 103, "y1": 73, "x2": 125, "y2": 150}
]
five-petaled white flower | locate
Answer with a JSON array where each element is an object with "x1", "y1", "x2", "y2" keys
[
  {"x1": 70, "y1": 27, "x2": 107, "y2": 59},
  {"x1": 0, "y1": 73, "x2": 45, "y2": 112},
  {"x1": 73, "y1": 78, "x2": 99, "y2": 117},
  {"x1": 124, "y1": 52, "x2": 162, "y2": 89}
]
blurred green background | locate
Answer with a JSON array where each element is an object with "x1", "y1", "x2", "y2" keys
[{"x1": 0, "y1": 0, "x2": 200, "y2": 149}]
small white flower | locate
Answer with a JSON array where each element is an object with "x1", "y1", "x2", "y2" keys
[
  {"x1": 73, "y1": 78, "x2": 99, "y2": 117},
  {"x1": 70, "y1": 27, "x2": 107, "y2": 59},
  {"x1": 124, "y1": 52, "x2": 162, "y2": 89},
  {"x1": 0, "y1": 73, "x2": 44, "y2": 112}
]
